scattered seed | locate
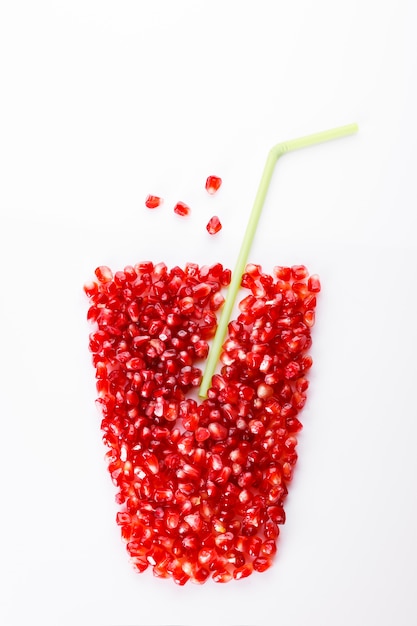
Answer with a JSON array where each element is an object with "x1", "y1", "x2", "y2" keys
[
  {"x1": 206, "y1": 215, "x2": 222, "y2": 235},
  {"x1": 145, "y1": 195, "x2": 163, "y2": 209}
]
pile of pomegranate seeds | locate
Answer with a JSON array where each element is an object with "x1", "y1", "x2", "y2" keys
[
  {"x1": 205, "y1": 175, "x2": 222, "y2": 195},
  {"x1": 85, "y1": 261, "x2": 319, "y2": 584},
  {"x1": 206, "y1": 216, "x2": 222, "y2": 235},
  {"x1": 145, "y1": 195, "x2": 163, "y2": 209}
]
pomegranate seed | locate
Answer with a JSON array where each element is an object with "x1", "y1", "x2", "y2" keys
[
  {"x1": 308, "y1": 274, "x2": 321, "y2": 292},
  {"x1": 260, "y1": 539, "x2": 277, "y2": 557},
  {"x1": 304, "y1": 310, "x2": 315, "y2": 327},
  {"x1": 208, "y1": 422, "x2": 228, "y2": 441},
  {"x1": 116, "y1": 512, "x2": 131, "y2": 526},
  {"x1": 212, "y1": 569, "x2": 232, "y2": 583},
  {"x1": 206, "y1": 216, "x2": 222, "y2": 235},
  {"x1": 85, "y1": 259, "x2": 319, "y2": 584},
  {"x1": 145, "y1": 195, "x2": 163, "y2": 209},
  {"x1": 84, "y1": 281, "x2": 99, "y2": 297},
  {"x1": 174, "y1": 201, "x2": 190, "y2": 217},
  {"x1": 95, "y1": 266, "x2": 113, "y2": 283},
  {"x1": 273, "y1": 266, "x2": 291, "y2": 281},
  {"x1": 195, "y1": 427, "x2": 210, "y2": 442},
  {"x1": 233, "y1": 563, "x2": 253, "y2": 580},
  {"x1": 291, "y1": 265, "x2": 308, "y2": 280},
  {"x1": 253, "y1": 557, "x2": 272, "y2": 573},
  {"x1": 205, "y1": 175, "x2": 222, "y2": 195}
]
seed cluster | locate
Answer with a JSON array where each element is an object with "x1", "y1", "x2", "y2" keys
[{"x1": 85, "y1": 261, "x2": 319, "y2": 584}]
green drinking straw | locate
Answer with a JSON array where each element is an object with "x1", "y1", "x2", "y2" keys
[{"x1": 198, "y1": 122, "x2": 358, "y2": 398}]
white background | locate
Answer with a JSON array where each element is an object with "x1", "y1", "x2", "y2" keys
[{"x1": 1, "y1": 1, "x2": 416, "y2": 625}]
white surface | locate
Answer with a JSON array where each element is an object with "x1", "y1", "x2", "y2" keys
[{"x1": 1, "y1": 1, "x2": 416, "y2": 625}]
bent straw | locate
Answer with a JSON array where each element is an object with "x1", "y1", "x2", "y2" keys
[{"x1": 199, "y1": 122, "x2": 358, "y2": 398}]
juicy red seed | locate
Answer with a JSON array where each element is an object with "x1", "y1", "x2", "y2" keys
[
  {"x1": 206, "y1": 215, "x2": 222, "y2": 235},
  {"x1": 179, "y1": 296, "x2": 194, "y2": 314},
  {"x1": 291, "y1": 265, "x2": 308, "y2": 280},
  {"x1": 296, "y1": 377, "x2": 309, "y2": 392},
  {"x1": 86, "y1": 259, "x2": 319, "y2": 584},
  {"x1": 284, "y1": 361, "x2": 301, "y2": 380},
  {"x1": 260, "y1": 539, "x2": 277, "y2": 557},
  {"x1": 195, "y1": 427, "x2": 210, "y2": 442},
  {"x1": 253, "y1": 557, "x2": 272, "y2": 573},
  {"x1": 304, "y1": 310, "x2": 315, "y2": 327},
  {"x1": 145, "y1": 195, "x2": 163, "y2": 209},
  {"x1": 308, "y1": 274, "x2": 321, "y2": 293},
  {"x1": 233, "y1": 563, "x2": 253, "y2": 580},
  {"x1": 267, "y1": 505, "x2": 286, "y2": 524},
  {"x1": 257, "y1": 383, "x2": 274, "y2": 399},
  {"x1": 274, "y1": 266, "x2": 291, "y2": 281},
  {"x1": 264, "y1": 519, "x2": 279, "y2": 540},
  {"x1": 214, "y1": 532, "x2": 234, "y2": 552},
  {"x1": 95, "y1": 266, "x2": 113, "y2": 283},
  {"x1": 212, "y1": 569, "x2": 233, "y2": 583},
  {"x1": 208, "y1": 422, "x2": 228, "y2": 440},
  {"x1": 184, "y1": 513, "x2": 203, "y2": 533},
  {"x1": 131, "y1": 557, "x2": 149, "y2": 573},
  {"x1": 205, "y1": 175, "x2": 222, "y2": 195},
  {"x1": 247, "y1": 536, "x2": 262, "y2": 557},
  {"x1": 173, "y1": 201, "x2": 190, "y2": 217},
  {"x1": 84, "y1": 281, "x2": 99, "y2": 297},
  {"x1": 125, "y1": 390, "x2": 139, "y2": 406},
  {"x1": 221, "y1": 268, "x2": 232, "y2": 285},
  {"x1": 116, "y1": 512, "x2": 132, "y2": 526},
  {"x1": 210, "y1": 292, "x2": 225, "y2": 311}
]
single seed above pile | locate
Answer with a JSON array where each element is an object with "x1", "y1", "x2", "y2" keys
[{"x1": 85, "y1": 261, "x2": 319, "y2": 584}]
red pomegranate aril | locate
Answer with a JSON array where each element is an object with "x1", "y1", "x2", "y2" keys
[
  {"x1": 291, "y1": 265, "x2": 308, "y2": 280},
  {"x1": 84, "y1": 281, "x2": 99, "y2": 297},
  {"x1": 116, "y1": 512, "x2": 132, "y2": 526},
  {"x1": 247, "y1": 536, "x2": 262, "y2": 557},
  {"x1": 308, "y1": 274, "x2": 321, "y2": 292},
  {"x1": 212, "y1": 569, "x2": 232, "y2": 583},
  {"x1": 205, "y1": 175, "x2": 222, "y2": 195},
  {"x1": 267, "y1": 505, "x2": 286, "y2": 524},
  {"x1": 206, "y1": 215, "x2": 222, "y2": 235},
  {"x1": 154, "y1": 489, "x2": 174, "y2": 503},
  {"x1": 174, "y1": 201, "x2": 190, "y2": 217},
  {"x1": 264, "y1": 519, "x2": 279, "y2": 540},
  {"x1": 304, "y1": 310, "x2": 315, "y2": 327},
  {"x1": 208, "y1": 422, "x2": 228, "y2": 441},
  {"x1": 273, "y1": 266, "x2": 291, "y2": 281},
  {"x1": 173, "y1": 570, "x2": 190, "y2": 586},
  {"x1": 145, "y1": 195, "x2": 163, "y2": 209},
  {"x1": 214, "y1": 532, "x2": 234, "y2": 552},
  {"x1": 197, "y1": 547, "x2": 215, "y2": 565},
  {"x1": 284, "y1": 361, "x2": 301, "y2": 380},
  {"x1": 165, "y1": 510, "x2": 180, "y2": 530},
  {"x1": 95, "y1": 266, "x2": 113, "y2": 283},
  {"x1": 131, "y1": 557, "x2": 149, "y2": 573},
  {"x1": 125, "y1": 390, "x2": 139, "y2": 406},
  {"x1": 193, "y1": 567, "x2": 210, "y2": 583},
  {"x1": 210, "y1": 292, "x2": 225, "y2": 311},
  {"x1": 301, "y1": 354, "x2": 313, "y2": 371},
  {"x1": 253, "y1": 557, "x2": 272, "y2": 573},
  {"x1": 256, "y1": 383, "x2": 274, "y2": 399},
  {"x1": 233, "y1": 563, "x2": 253, "y2": 580},
  {"x1": 193, "y1": 282, "x2": 212, "y2": 299},
  {"x1": 195, "y1": 427, "x2": 210, "y2": 442},
  {"x1": 260, "y1": 539, "x2": 277, "y2": 557}
]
